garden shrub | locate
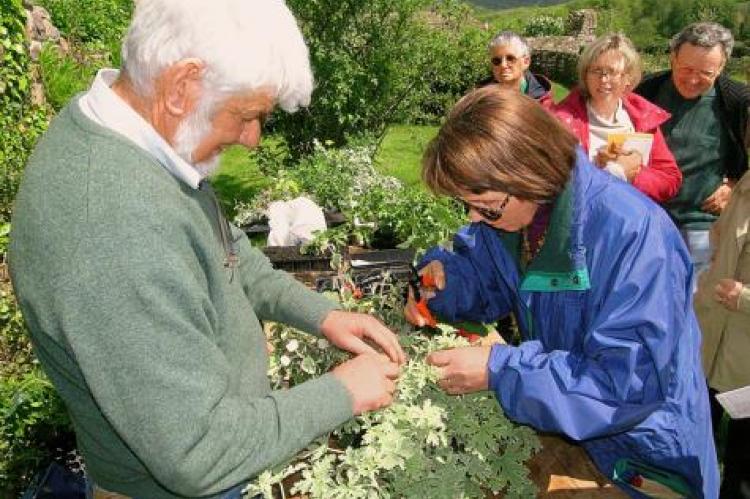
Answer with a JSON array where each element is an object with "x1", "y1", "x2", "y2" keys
[
  {"x1": 1, "y1": 0, "x2": 50, "y2": 220},
  {"x1": 38, "y1": 0, "x2": 132, "y2": 47},
  {"x1": 404, "y1": 2, "x2": 488, "y2": 124},
  {"x1": 234, "y1": 140, "x2": 465, "y2": 253},
  {"x1": 0, "y1": 367, "x2": 73, "y2": 497},
  {"x1": 1, "y1": 6, "x2": 70, "y2": 494},
  {"x1": 273, "y1": 0, "x2": 487, "y2": 156},
  {"x1": 39, "y1": 42, "x2": 104, "y2": 111}
]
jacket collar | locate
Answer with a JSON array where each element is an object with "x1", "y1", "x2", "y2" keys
[
  {"x1": 499, "y1": 148, "x2": 592, "y2": 292},
  {"x1": 558, "y1": 86, "x2": 670, "y2": 131},
  {"x1": 525, "y1": 71, "x2": 552, "y2": 100}
]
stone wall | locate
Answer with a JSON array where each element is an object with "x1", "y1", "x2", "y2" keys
[
  {"x1": 527, "y1": 10, "x2": 597, "y2": 86},
  {"x1": 22, "y1": 1, "x2": 65, "y2": 107}
]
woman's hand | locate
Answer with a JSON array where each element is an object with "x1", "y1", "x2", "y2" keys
[
  {"x1": 426, "y1": 346, "x2": 492, "y2": 395},
  {"x1": 614, "y1": 149, "x2": 642, "y2": 182},
  {"x1": 594, "y1": 145, "x2": 618, "y2": 168},
  {"x1": 595, "y1": 145, "x2": 642, "y2": 181},
  {"x1": 404, "y1": 260, "x2": 445, "y2": 327},
  {"x1": 715, "y1": 278, "x2": 743, "y2": 311}
]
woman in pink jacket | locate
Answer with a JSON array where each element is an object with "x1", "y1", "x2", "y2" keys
[{"x1": 554, "y1": 34, "x2": 682, "y2": 203}]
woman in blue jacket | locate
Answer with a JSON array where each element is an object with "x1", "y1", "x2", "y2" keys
[{"x1": 405, "y1": 86, "x2": 718, "y2": 498}]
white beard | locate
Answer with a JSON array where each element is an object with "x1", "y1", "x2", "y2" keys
[
  {"x1": 193, "y1": 155, "x2": 221, "y2": 177},
  {"x1": 173, "y1": 99, "x2": 222, "y2": 178}
]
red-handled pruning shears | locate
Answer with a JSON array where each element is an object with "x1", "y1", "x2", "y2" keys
[{"x1": 408, "y1": 266, "x2": 437, "y2": 328}]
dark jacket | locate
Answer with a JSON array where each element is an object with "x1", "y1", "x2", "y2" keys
[
  {"x1": 635, "y1": 71, "x2": 750, "y2": 181},
  {"x1": 478, "y1": 70, "x2": 553, "y2": 108},
  {"x1": 421, "y1": 150, "x2": 719, "y2": 498}
]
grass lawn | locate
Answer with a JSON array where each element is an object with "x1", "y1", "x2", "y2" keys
[
  {"x1": 211, "y1": 146, "x2": 269, "y2": 216},
  {"x1": 375, "y1": 124, "x2": 439, "y2": 188}
]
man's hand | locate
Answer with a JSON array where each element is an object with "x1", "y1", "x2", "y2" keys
[
  {"x1": 702, "y1": 183, "x2": 733, "y2": 215},
  {"x1": 426, "y1": 346, "x2": 492, "y2": 395},
  {"x1": 320, "y1": 310, "x2": 406, "y2": 365},
  {"x1": 404, "y1": 261, "x2": 445, "y2": 327},
  {"x1": 715, "y1": 278, "x2": 743, "y2": 311},
  {"x1": 333, "y1": 353, "x2": 400, "y2": 415}
]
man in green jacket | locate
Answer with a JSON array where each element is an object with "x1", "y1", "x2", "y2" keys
[
  {"x1": 635, "y1": 22, "x2": 750, "y2": 280},
  {"x1": 9, "y1": 1, "x2": 405, "y2": 498}
]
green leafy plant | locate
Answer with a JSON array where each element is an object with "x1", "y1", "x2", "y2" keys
[
  {"x1": 38, "y1": 0, "x2": 132, "y2": 47},
  {"x1": 38, "y1": 42, "x2": 103, "y2": 111},
  {"x1": 246, "y1": 282, "x2": 540, "y2": 498},
  {"x1": 0, "y1": 368, "x2": 73, "y2": 496},
  {"x1": 1, "y1": 0, "x2": 51, "y2": 219},
  {"x1": 234, "y1": 141, "x2": 464, "y2": 253}
]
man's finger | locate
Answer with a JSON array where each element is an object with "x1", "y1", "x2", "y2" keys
[
  {"x1": 384, "y1": 378, "x2": 397, "y2": 394},
  {"x1": 341, "y1": 336, "x2": 379, "y2": 357},
  {"x1": 363, "y1": 319, "x2": 406, "y2": 364}
]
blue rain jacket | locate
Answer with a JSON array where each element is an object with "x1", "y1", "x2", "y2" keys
[{"x1": 421, "y1": 151, "x2": 718, "y2": 498}]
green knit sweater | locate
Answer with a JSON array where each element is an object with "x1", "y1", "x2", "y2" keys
[{"x1": 9, "y1": 99, "x2": 353, "y2": 498}]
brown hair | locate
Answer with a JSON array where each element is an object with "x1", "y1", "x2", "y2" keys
[{"x1": 423, "y1": 87, "x2": 577, "y2": 202}]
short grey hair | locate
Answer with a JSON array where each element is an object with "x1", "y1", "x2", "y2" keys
[
  {"x1": 121, "y1": 0, "x2": 313, "y2": 113},
  {"x1": 670, "y1": 22, "x2": 734, "y2": 61},
  {"x1": 488, "y1": 31, "x2": 531, "y2": 57}
]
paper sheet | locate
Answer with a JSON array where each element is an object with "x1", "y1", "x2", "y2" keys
[
  {"x1": 607, "y1": 132, "x2": 654, "y2": 165},
  {"x1": 716, "y1": 385, "x2": 750, "y2": 419}
]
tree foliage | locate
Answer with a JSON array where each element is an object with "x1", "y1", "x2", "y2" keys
[
  {"x1": 567, "y1": 0, "x2": 746, "y2": 52},
  {"x1": 273, "y1": 0, "x2": 487, "y2": 155}
]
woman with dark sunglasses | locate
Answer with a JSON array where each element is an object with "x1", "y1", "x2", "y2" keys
[
  {"x1": 404, "y1": 86, "x2": 719, "y2": 498},
  {"x1": 477, "y1": 31, "x2": 553, "y2": 108}
]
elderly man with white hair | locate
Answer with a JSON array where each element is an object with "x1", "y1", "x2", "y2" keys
[{"x1": 9, "y1": 1, "x2": 405, "y2": 498}]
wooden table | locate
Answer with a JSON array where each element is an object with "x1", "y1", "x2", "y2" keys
[{"x1": 526, "y1": 435, "x2": 627, "y2": 498}]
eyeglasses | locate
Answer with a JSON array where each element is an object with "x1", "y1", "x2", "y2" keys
[
  {"x1": 462, "y1": 194, "x2": 512, "y2": 222},
  {"x1": 674, "y1": 65, "x2": 719, "y2": 82},
  {"x1": 491, "y1": 54, "x2": 520, "y2": 66},
  {"x1": 587, "y1": 67, "x2": 624, "y2": 81}
]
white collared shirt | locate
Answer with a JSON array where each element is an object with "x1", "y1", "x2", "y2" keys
[{"x1": 78, "y1": 68, "x2": 203, "y2": 189}]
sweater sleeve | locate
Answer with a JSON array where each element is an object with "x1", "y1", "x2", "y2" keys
[
  {"x1": 631, "y1": 127, "x2": 682, "y2": 202},
  {"x1": 420, "y1": 225, "x2": 517, "y2": 324},
  {"x1": 63, "y1": 219, "x2": 352, "y2": 497},
  {"x1": 232, "y1": 225, "x2": 339, "y2": 335}
]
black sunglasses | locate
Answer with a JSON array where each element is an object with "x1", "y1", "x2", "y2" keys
[
  {"x1": 462, "y1": 194, "x2": 511, "y2": 222},
  {"x1": 491, "y1": 55, "x2": 519, "y2": 66}
]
